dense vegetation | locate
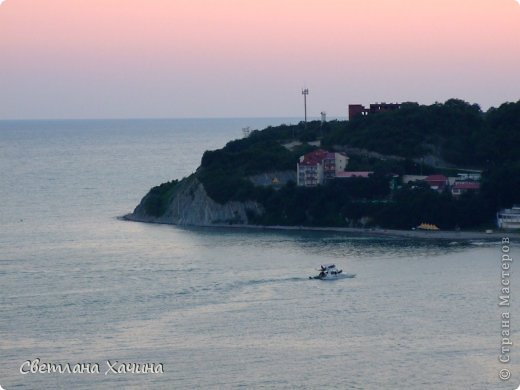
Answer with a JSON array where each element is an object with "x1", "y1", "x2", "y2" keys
[
  {"x1": 371, "y1": 185, "x2": 492, "y2": 229},
  {"x1": 244, "y1": 177, "x2": 497, "y2": 230},
  {"x1": 323, "y1": 99, "x2": 520, "y2": 167},
  {"x1": 144, "y1": 99, "x2": 520, "y2": 230},
  {"x1": 142, "y1": 180, "x2": 179, "y2": 217},
  {"x1": 250, "y1": 176, "x2": 391, "y2": 227},
  {"x1": 198, "y1": 132, "x2": 316, "y2": 204}
]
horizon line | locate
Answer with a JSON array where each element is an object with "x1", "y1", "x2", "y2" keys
[{"x1": 0, "y1": 115, "x2": 346, "y2": 122}]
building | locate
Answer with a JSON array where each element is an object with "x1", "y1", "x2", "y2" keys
[
  {"x1": 403, "y1": 174, "x2": 481, "y2": 195},
  {"x1": 402, "y1": 175, "x2": 427, "y2": 184},
  {"x1": 348, "y1": 102, "x2": 401, "y2": 120},
  {"x1": 323, "y1": 152, "x2": 349, "y2": 179},
  {"x1": 297, "y1": 149, "x2": 349, "y2": 186},
  {"x1": 425, "y1": 174, "x2": 449, "y2": 192},
  {"x1": 451, "y1": 181, "x2": 480, "y2": 197},
  {"x1": 497, "y1": 206, "x2": 520, "y2": 229},
  {"x1": 457, "y1": 172, "x2": 482, "y2": 181},
  {"x1": 348, "y1": 104, "x2": 369, "y2": 119},
  {"x1": 297, "y1": 158, "x2": 323, "y2": 187},
  {"x1": 322, "y1": 152, "x2": 337, "y2": 179},
  {"x1": 336, "y1": 171, "x2": 373, "y2": 178}
]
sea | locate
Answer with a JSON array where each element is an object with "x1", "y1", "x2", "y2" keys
[{"x1": 0, "y1": 118, "x2": 518, "y2": 389}]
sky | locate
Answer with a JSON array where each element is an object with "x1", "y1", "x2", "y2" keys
[{"x1": 0, "y1": 0, "x2": 519, "y2": 119}]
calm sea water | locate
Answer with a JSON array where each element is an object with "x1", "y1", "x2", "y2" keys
[{"x1": 0, "y1": 119, "x2": 517, "y2": 389}]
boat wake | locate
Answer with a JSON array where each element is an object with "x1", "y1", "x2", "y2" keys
[{"x1": 309, "y1": 273, "x2": 356, "y2": 281}]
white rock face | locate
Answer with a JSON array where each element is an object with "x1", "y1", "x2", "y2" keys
[{"x1": 127, "y1": 176, "x2": 264, "y2": 226}]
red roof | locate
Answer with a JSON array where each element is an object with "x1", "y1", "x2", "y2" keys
[
  {"x1": 300, "y1": 149, "x2": 330, "y2": 166},
  {"x1": 425, "y1": 174, "x2": 448, "y2": 182},
  {"x1": 453, "y1": 182, "x2": 480, "y2": 190}
]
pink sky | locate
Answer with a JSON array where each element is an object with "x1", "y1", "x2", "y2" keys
[{"x1": 0, "y1": 0, "x2": 519, "y2": 119}]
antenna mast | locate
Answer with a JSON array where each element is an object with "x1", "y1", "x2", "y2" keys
[{"x1": 302, "y1": 88, "x2": 309, "y2": 128}]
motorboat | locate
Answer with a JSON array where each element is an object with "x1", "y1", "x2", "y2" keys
[{"x1": 309, "y1": 264, "x2": 343, "y2": 280}]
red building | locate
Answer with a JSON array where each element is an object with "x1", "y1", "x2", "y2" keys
[
  {"x1": 425, "y1": 175, "x2": 449, "y2": 191},
  {"x1": 348, "y1": 104, "x2": 369, "y2": 119},
  {"x1": 297, "y1": 149, "x2": 349, "y2": 186},
  {"x1": 348, "y1": 102, "x2": 401, "y2": 120},
  {"x1": 451, "y1": 181, "x2": 480, "y2": 197}
]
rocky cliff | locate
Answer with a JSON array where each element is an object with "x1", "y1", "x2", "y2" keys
[{"x1": 125, "y1": 175, "x2": 264, "y2": 226}]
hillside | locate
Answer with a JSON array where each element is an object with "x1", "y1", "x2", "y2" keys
[
  {"x1": 127, "y1": 99, "x2": 520, "y2": 230},
  {"x1": 325, "y1": 99, "x2": 520, "y2": 166}
]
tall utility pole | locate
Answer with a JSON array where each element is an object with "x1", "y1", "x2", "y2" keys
[{"x1": 302, "y1": 88, "x2": 309, "y2": 128}]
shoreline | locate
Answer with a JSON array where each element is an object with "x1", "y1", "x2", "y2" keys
[{"x1": 121, "y1": 214, "x2": 520, "y2": 241}]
